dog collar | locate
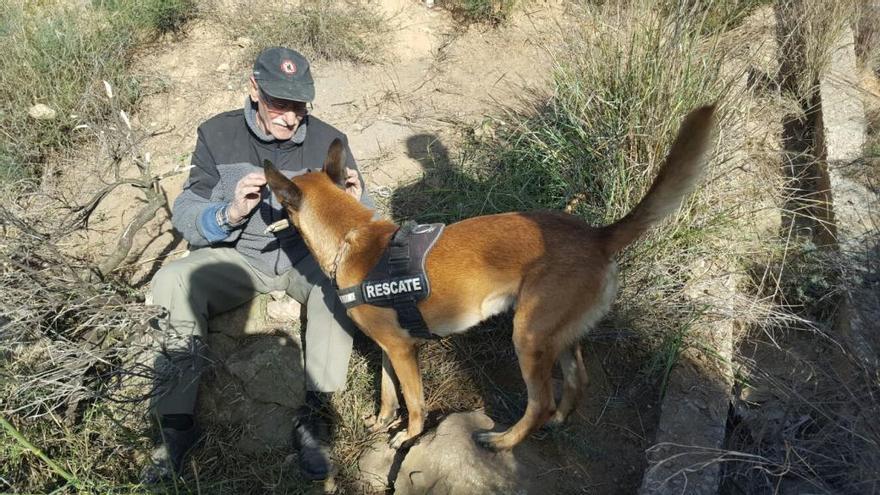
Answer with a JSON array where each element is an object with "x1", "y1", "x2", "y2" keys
[{"x1": 329, "y1": 236, "x2": 351, "y2": 291}]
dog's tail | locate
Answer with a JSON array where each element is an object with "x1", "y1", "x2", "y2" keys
[{"x1": 600, "y1": 104, "x2": 716, "y2": 255}]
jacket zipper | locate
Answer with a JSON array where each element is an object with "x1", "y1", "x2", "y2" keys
[{"x1": 273, "y1": 143, "x2": 281, "y2": 275}]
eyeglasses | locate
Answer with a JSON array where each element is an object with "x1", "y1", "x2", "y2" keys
[{"x1": 258, "y1": 87, "x2": 309, "y2": 116}]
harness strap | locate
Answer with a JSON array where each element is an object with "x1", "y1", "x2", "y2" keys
[
  {"x1": 385, "y1": 222, "x2": 434, "y2": 339},
  {"x1": 335, "y1": 221, "x2": 443, "y2": 340},
  {"x1": 387, "y1": 223, "x2": 412, "y2": 275}
]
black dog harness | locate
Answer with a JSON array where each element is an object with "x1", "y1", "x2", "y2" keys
[{"x1": 335, "y1": 221, "x2": 445, "y2": 340}]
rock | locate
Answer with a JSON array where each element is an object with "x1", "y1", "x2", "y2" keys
[
  {"x1": 209, "y1": 294, "x2": 274, "y2": 336},
  {"x1": 224, "y1": 336, "x2": 303, "y2": 408},
  {"x1": 358, "y1": 441, "x2": 398, "y2": 492},
  {"x1": 199, "y1": 332, "x2": 305, "y2": 452},
  {"x1": 29, "y1": 104, "x2": 56, "y2": 120},
  {"x1": 197, "y1": 295, "x2": 306, "y2": 453},
  {"x1": 149, "y1": 252, "x2": 306, "y2": 454},
  {"x1": 818, "y1": 28, "x2": 879, "y2": 365},
  {"x1": 236, "y1": 404, "x2": 296, "y2": 452},
  {"x1": 397, "y1": 412, "x2": 533, "y2": 494},
  {"x1": 215, "y1": 62, "x2": 230, "y2": 73},
  {"x1": 235, "y1": 36, "x2": 253, "y2": 48},
  {"x1": 359, "y1": 411, "x2": 551, "y2": 494},
  {"x1": 267, "y1": 297, "x2": 301, "y2": 322}
]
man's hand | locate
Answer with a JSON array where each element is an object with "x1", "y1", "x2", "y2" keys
[
  {"x1": 228, "y1": 172, "x2": 267, "y2": 224},
  {"x1": 344, "y1": 168, "x2": 362, "y2": 200}
]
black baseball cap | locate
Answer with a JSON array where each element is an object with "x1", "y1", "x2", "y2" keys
[{"x1": 252, "y1": 47, "x2": 315, "y2": 102}]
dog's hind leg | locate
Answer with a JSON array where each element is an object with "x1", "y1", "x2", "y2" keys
[
  {"x1": 546, "y1": 343, "x2": 588, "y2": 428},
  {"x1": 474, "y1": 315, "x2": 559, "y2": 451},
  {"x1": 364, "y1": 351, "x2": 401, "y2": 432},
  {"x1": 384, "y1": 341, "x2": 426, "y2": 449}
]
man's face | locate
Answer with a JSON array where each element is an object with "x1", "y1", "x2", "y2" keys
[{"x1": 249, "y1": 77, "x2": 308, "y2": 140}]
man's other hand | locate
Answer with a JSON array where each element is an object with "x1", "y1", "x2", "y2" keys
[
  {"x1": 344, "y1": 168, "x2": 362, "y2": 200},
  {"x1": 229, "y1": 172, "x2": 267, "y2": 224}
]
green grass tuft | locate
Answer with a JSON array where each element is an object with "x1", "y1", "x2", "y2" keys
[
  {"x1": 439, "y1": 0, "x2": 519, "y2": 26},
  {"x1": 216, "y1": 0, "x2": 391, "y2": 65},
  {"x1": 662, "y1": 0, "x2": 773, "y2": 34},
  {"x1": 0, "y1": 0, "x2": 196, "y2": 183},
  {"x1": 94, "y1": 0, "x2": 196, "y2": 34}
]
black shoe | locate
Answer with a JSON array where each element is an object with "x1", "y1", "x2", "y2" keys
[
  {"x1": 292, "y1": 410, "x2": 332, "y2": 481},
  {"x1": 141, "y1": 423, "x2": 202, "y2": 485}
]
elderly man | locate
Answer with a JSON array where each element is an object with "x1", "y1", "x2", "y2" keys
[{"x1": 142, "y1": 46, "x2": 373, "y2": 483}]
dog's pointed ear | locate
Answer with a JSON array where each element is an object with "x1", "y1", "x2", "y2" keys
[
  {"x1": 323, "y1": 138, "x2": 347, "y2": 187},
  {"x1": 263, "y1": 159, "x2": 301, "y2": 209}
]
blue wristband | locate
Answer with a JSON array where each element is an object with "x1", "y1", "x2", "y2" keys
[{"x1": 198, "y1": 204, "x2": 231, "y2": 242}]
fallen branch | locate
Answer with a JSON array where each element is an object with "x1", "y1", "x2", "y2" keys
[{"x1": 97, "y1": 181, "x2": 166, "y2": 277}]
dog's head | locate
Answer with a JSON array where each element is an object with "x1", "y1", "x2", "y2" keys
[{"x1": 263, "y1": 138, "x2": 349, "y2": 228}]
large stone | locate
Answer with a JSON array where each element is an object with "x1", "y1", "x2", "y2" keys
[
  {"x1": 640, "y1": 258, "x2": 738, "y2": 494},
  {"x1": 819, "y1": 28, "x2": 879, "y2": 365},
  {"x1": 209, "y1": 293, "x2": 275, "y2": 336},
  {"x1": 639, "y1": 96, "x2": 746, "y2": 493},
  {"x1": 197, "y1": 298, "x2": 306, "y2": 453},
  {"x1": 266, "y1": 292, "x2": 302, "y2": 322},
  {"x1": 224, "y1": 335, "x2": 303, "y2": 409},
  {"x1": 359, "y1": 411, "x2": 552, "y2": 495},
  {"x1": 28, "y1": 103, "x2": 57, "y2": 120},
  {"x1": 357, "y1": 440, "x2": 398, "y2": 492},
  {"x1": 639, "y1": 346, "x2": 733, "y2": 494}
]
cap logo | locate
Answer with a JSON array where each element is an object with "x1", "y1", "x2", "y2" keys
[{"x1": 280, "y1": 59, "x2": 297, "y2": 75}]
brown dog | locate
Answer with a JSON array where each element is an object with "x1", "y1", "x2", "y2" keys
[{"x1": 264, "y1": 104, "x2": 716, "y2": 451}]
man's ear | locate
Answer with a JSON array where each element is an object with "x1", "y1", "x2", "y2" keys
[
  {"x1": 323, "y1": 138, "x2": 347, "y2": 187},
  {"x1": 248, "y1": 76, "x2": 260, "y2": 104},
  {"x1": 263, "y1": 159, "x2": 302, "y2": 209}
]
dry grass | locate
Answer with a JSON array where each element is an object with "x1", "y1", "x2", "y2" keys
[
  {"x1": 723, "y1": 325, "x2": 880, "y2": 493},
  {"x1": 863, "y1": 90, "x2": 880, "y2": 190},
  {"x1": 0, "y1": 0, "x2": 195, "y2": 182},
  {"x1": 207, "y1": 0, "x2": 392, "y2": 66},
  {"x1": 390, "y1": 0, "x2": 770, "y2": 383},
  {"x1": 856, "y1": 2, "x2": 880, "y2": 73},
  {"x1": 437, "y1": 0, "x2": 520, "y2": 26},
  {"x1": 721, "y1": 225, "x2": 880, "y2": 493},
  {"x1": 0, "y1": 186, "x2": 165, "y2": 492},
  {"x1": 775, "y1": 0, "x2": 859, "y2": 97}
]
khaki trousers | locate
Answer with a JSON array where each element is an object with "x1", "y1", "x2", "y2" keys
[{"x1": 149, "y1": 247, "x2": 355, "y2": 416}]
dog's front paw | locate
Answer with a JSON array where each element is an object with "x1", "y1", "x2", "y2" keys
[
  {"x1": 364, "y1": 413, "x2": 401, "y2": 433},
  {"x1": 389, "y1": 430, "x2": 414, "y2": 450},
  {"x1": 472, "y1": 430, "x2": 503, "y2": 452},
  {"x1": 369, "y1": 416, "x2": 400, "y2": 433}
]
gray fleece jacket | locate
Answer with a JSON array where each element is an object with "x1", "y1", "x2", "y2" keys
[{"x1": 171, "y1": 99, "x2": 375, "y2": 276}]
